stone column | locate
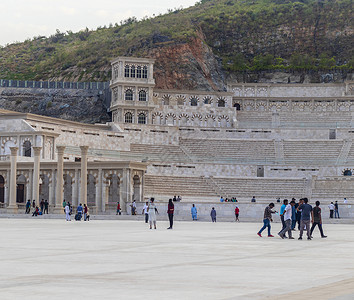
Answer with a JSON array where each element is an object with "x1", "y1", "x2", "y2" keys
[
  {"x1": 72, "y1": 169, "x2": 79, "y2": 207},
  {"x1": 96, "y1": 168, "x2": 102, "y2": 213},
  {"x1": 54, "y1": 146, "x2": 65, "y2": 213},
  {"x1": 8, "y1": 147, "x2": 18, "y2": 213},
  {"x1": 101, "y1": 180, "x2": 107, "y2": 213},
  {"x1": 32, "y1": 147, "x2": 41, "y2": 204},
  {"x1": 80, "y1": 146, "x2": 89, "y2": 206},
  {"x1": 5, "y1": 169, "x2": 10, "y2": 205}
]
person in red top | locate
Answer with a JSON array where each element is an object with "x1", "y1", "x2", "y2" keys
[
  {"x1": 235, "y1": 206, "x2": 240, "y2": 222},
  {"x1": 116, "y1": 202, "x2": 121, "y2": 215},
  {"x1": 167, "y1": 198, "x2": 174, "y2": 229}
]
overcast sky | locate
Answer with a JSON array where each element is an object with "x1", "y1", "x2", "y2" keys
[{"x1": 1, "y1": 0, "x2": 198, "y2": 46}]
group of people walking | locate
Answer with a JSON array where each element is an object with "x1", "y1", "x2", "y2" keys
[{"x1": 257, "y1": 198, "x2": 327, "y2": 240}]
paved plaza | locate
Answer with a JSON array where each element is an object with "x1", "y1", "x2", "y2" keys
[{"x1": 1, "y1": 218, "x2": 354, "y2": 300}]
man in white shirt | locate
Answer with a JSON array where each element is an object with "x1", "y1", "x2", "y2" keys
[
  {"x1": 142, "y1": 201, "x2": 149, "y2": 223},
  {"x1": 278, "y1": 199, "x2": 295, "y2": 239},
  {"x1": 344, "y1": 198, "x2": 348, "y2": 204},
  {"x1": 328, "y1": 202, "x2": 335, "y2": 218},
  {"x1": 130, "y1": 200, "x2": 137, "y2": 215},
  {"x1": 65, "y1": 204, "x2": 71, "y2": 221}
]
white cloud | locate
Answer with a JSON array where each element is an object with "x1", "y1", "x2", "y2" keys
[{"x1": 60, "y1": 7, "x2": 77, "y2": 16}]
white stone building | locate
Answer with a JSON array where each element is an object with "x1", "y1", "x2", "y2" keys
[{"x1": 0, "y1": 56, "x2": 354, "y2": 215}]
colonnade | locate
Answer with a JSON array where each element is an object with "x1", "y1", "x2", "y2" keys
[{"x1": 7, "y1": 145, "x2": 89, "y2": 213}]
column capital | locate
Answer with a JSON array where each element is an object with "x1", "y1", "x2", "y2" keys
[
  {"x1": 80, "y1": 146, "x2": 89, "y2": 155},
  {"x1": 56, "y1": 145, "x2": 66, "y2": 155},
  {"x1": 10, "y1": 147, "x2": 18, "y2": 156},
  {"x1": 32, "y1": 146, "x2": 42, "y2": 156}
]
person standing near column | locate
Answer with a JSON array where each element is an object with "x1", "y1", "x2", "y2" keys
[
  {"x1": 334, "y1": 201, "x2": 340, "y2": 219},
  {"x1": 83, "y1": 204, "x2": 88, "y2": 221},
  {"x1": 65, "y1": 202, "x2": 71, "y2": 221},
  {"x1": 167, "y1": 198, "x2": 174, "y2": 229},
  {"x1": 44, "y1": 200, "x2": 49, "y2": 214},
  {"x1": 298, "y1": 198, "x2": 313, "y2": 240},
  {"x1": 142, "y1": 201, "x2": 148, "y2": 223},
  {"x1": 116, "y1": 202, "x2": 121, "y2": 215}
]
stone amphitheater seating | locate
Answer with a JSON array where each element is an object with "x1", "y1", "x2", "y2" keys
[
  {"x1": 213, "y1": 177, "x2": 306, "y2": 199},
  {"x1": 236, "y1": 112, "x2": 273, "y2": 128},
  {"x1": 311, "y1": 189, "x2": 354, "y2": 199},
  {"x1": 144, "y1": 175, "x2": 218, "y2": 198},
  {"x1": 180, "y1": 139, "x2": 275, "y2": 163},
  {"x1": 279, "y1": 112, "x2": 352, "y2": 128},
  {"x1": 129, "y1": 144, "x2": 190, "y2": 163},
  {"x1": 346, "y1": 145, "x2": 354, "y2": 161},
  {"x1": 283, "y1": 140, "x2": 343, "y2": 164}
]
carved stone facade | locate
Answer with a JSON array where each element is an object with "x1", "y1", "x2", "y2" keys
[
  {"x1": 110, "y1": 57, "x2": 236, "y2": 128},
  {"x1": 0, "y1": 58, "x2": 354, "y2": 213}
]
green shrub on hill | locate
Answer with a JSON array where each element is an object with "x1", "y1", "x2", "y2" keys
[{"x1": 0, "y1": 0, "x2": 352, "y2": 82}]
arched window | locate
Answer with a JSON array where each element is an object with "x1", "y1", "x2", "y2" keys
[
  {"x1": 204, "y1": 97, "x2": 212, "y2": 105},
  {"x1": 177, "y1": 97, "x2": 184, "y2": 106},
  {"x1": 138, "y1": 113, "x2": 146, "y2": 124},
  {"x1": 162, "y1": 95, "x2": 170, "y2": 105},
  {"x1": 234, "y1": 103, "x2": 241, "y2": 111},
  {"x1": 344, "y1": 170, "x2": 352, "y2": 176},
  {"x1": 125, "y1": 112, "x2": 133, "y2": 123},
  {"x1": 139, "y1": 90, "x2": 147, "y2": 101},
  {"x1": 142, "y1": 66, "x2": 148, "y2": 78},
  {"x1": 137, "y1": 66, "x2": 142, "y2": 78},
  {"x1": 113, "y1": 66, "x2": 119, "y2": 79},
  {"x1": 23, "y1": 141, "x2": 31, "y2": 157},
  {"x1": 125, "y1": 89, "x2": 133, "y2": 101},
  {"x1": 124, "y1": 65, "x2": 130, "y2": 78},
  {"x1": 130, "y1": 65, "x2": 136, "y2": 78},
  {"x1": 190, "y1": 97, "x2": 198, "y2": 106},
  {"x1": 218, "y1": 99, "x2": 226, "y2": 107}
]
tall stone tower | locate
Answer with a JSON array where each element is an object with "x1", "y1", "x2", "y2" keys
[{"x1": 110, "y1": 57, "x2": 155, "y2": 124}]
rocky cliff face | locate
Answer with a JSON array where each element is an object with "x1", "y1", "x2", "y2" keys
[
  {"x1": 150, "y1": 37, "x2": 226, "y2": 91},
  {"x1": 0, "y1": 88, "x2": 111, "y2": 124}
]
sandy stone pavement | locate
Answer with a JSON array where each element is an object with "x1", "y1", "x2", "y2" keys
[{"x1": 0, "y1": 219, "x2": 353, "y2": 300}]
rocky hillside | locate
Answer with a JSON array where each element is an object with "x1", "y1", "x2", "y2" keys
[
  {"x1": 0, "y1": 0, "x2": 353, "y2": 91},
  {"x1": 0, "y1": 88, "x2": 111, "y2": 124}
]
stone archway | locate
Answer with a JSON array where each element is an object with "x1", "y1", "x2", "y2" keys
[
  {"x1": 39, "y1": 174, "x2": 49, "y2": 202},
  {"x1": 16, "y1": 174, "x2": 26, "y2": 203},
  {"x1": 133, "y1": 175, "x2": 141, "y2": 202},
  {"x1": 63, "y1": 174, "x2": 73, "y2": 204},
  {"x1": 108, "y1": 174, "x2": 120, "y2": 205},
  {"x1": 87, "y1": 174, "x2": 96, "y2": 206},
  {"x1": 0, "y1": 175, "x2": 4, "y2": 203}
]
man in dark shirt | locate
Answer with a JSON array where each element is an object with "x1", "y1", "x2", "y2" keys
[
  {"x1": 334, "y1": 201, "x2": 340, "y2": 219},
  {"x1": 297, "y1": 198, "x2": 313, "y2": 240},
  {"x1": 310, "y1": 201, "x2": 327, "y2": 238},
  {"x1": 257, "y1": 203, "x2": 277, "y2": 237},
  {"x1": 43, "y1": 200, "x2": 49, "y2": 214}
]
